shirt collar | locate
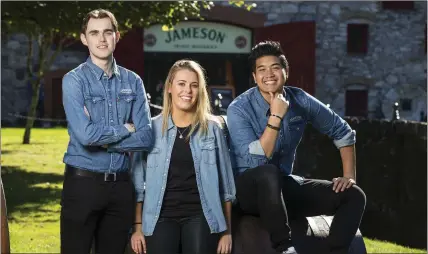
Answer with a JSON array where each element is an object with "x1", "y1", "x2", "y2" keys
[
  {"x1": 166, "y1": 114, "x2": 198, "y2": 132},
  {"x1": 85, "y1": 56, "x2": 120, "y2": 80},
  {"x1": 167, "y1": 114, "x2": 176, "y2": 130}
]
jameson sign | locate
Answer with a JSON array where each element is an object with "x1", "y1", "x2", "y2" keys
[
  {"x1": 144, "y1": 21, "x2": 252, "y2": 53},
  {"x1": 165, "y1": 27, "x2": 226, "y2": 44}
]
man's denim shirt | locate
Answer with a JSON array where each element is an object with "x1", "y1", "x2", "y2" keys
[
  {"x1": 132, "y1": 115, "x2": 236, "y2": 236},
  {"x1": 62, "y1": 57, "x2": 153, "y2": 173},
  {"x1": 227, "y1": 86, "x2": 356, "y2": 176}
]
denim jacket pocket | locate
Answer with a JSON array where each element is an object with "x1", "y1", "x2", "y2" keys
[
  {"x1": 117, "y1": 92, "x2": 137, "y2": 122},
  {"x1": 147, "y1": 147, "x2": 161, "y2": 168},
  {"x1": 287, "y1": 120, "x2": 305, "y2": 146},
  {"x1": 84, "y1": 95, "x2": 105, "y2": 123},
  {"x1": 288, "y1": 119, "x2": 305, "y2": 131},
  {"x1": 200, "y1": 140, "x2": 217, "y2": 165}
]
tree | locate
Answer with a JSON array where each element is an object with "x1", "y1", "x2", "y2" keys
[{"x1": 1, "y1": 1, "x2": 254, "y2": 144}]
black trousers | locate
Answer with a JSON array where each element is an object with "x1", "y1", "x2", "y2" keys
[
  {"x1": 235, "y1": 164, "x2": 366, "y2": 254},
  {"x1": 146, "y1": 214, "x2": 220, "y2": 254},
  {"x1": 60, "y1": 168, "x2": 135, "y2": 254}
]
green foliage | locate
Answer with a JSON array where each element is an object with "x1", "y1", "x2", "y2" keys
[
  {"x1": 1, "y1": 1, "x2": 216, "y2": 39},
  {"x1": 229, "y1": 0, "x2": 256, "y2": 11}
]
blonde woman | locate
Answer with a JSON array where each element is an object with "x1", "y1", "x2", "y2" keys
[{"x1": 131, "y1": 60, "x2": 236, "y2": 254}]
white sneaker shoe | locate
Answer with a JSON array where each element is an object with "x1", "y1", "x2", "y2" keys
[{"x1": 281, "y1": 246, "x2": 298, "y2": 254}]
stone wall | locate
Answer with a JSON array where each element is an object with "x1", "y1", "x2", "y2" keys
[
  {"x1": 250, "y1": 1, "x2": 427, "y2": 121},
  {"x1": 1, "y1": 33, "x2": 86, "y2": 125},
  {"x1": 1, "y1": 1, "x2": 427, "y2": 125}
]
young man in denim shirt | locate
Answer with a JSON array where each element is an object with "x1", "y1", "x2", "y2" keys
[
  {"x1": 227, "y1": 41, "x2": 366, "y2": 254},
  {"x1": 60, "y1": 9, "x2": 153, "y2": 254}
]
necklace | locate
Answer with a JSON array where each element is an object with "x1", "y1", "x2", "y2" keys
[{"x1": 177, "y1": 126, "x2": 190, "y2": 139}]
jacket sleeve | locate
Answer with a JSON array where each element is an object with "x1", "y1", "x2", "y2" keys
[
  {"x1": 62, "y1": 73, "x2": 130, "y2": 146},
  {"x1": 214, "y1": 123, "x2": 236, "y2": 202}
]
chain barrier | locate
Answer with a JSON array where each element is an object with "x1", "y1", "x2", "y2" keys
[{"x1": 6, "y1": 103, "x2": 163, "y2": 122}]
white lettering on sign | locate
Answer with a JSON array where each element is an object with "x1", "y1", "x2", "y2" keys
[{"x1": 144, "y1": 21, "x2": 252, "y2": 54}]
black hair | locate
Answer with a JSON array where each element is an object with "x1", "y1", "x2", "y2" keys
[{"x1": 248, "y1": 41, "x2": 289, "y2": 74}]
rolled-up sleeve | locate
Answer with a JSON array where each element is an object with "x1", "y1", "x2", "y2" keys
[
  {"x1": 214, "y1": 124, "x2": 236, "y2": 202},
  {"x1": 227, "y1": 105, "x2": 269, "y2": 169},
  {"x1": 131, "y1": 152, "x2": 146, "y2": 202},
  {"x1": 305, "y1": 92, "x2": 356, "y2": 148},
  {"x1": 249, "y1": 140, "x2": 266, "y2": 156},
  {"x1": 333, "y1": 129, "x2": 356, "y2": 148}
]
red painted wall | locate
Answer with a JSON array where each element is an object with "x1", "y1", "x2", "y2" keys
[
  {"x1": 114, "y1": 27, "x2": 145, "y2": 78},
  {"x1": 255, "y1": 21, "x2": 316, "y2": 95}
]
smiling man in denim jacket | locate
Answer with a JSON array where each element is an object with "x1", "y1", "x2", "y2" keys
[
  {"x1": 227, "y1": 41, "x2": 366, "y2": 254},
  {"x1": 60, "y1": 9, "x2": 153, "y2": 254}
]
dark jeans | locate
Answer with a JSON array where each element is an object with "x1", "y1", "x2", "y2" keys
[
  {"x1": 146, "y1": 214, "x2": 220, "y2": 254},
  {"x1": 235, "y1": 164, "x2": 366, "y2": 254},
  {"x1": 60, "y1": 168, "x2": 135, "y2": 254}
]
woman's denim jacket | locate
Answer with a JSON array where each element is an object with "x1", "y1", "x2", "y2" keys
[{"x1": 132, "y1": 114, "x2": 236, "y2": 236}]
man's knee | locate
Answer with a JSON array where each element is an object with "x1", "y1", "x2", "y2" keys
[
  {"x1": 254, "y1": 165, "x2": 284, "y2": 196},
  {"x1": 347, "y1": 185, "x2": 366, "y2": 208},
  {"x1": 257, "y1": 164, "x2": 282, "y2": 182}
]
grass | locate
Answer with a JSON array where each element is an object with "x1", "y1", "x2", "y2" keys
[
  {"x1": 1, "y1": 128, "x2": 427, "y2": 253},
  {"x1": 364, "y1": 238, "x2": 426, "y2": 253},
  {"x1": 2, "y1": 128, "x2": 66, "y2": 253}
]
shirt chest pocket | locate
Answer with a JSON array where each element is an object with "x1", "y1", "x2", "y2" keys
[
  {"x1": 117, "y1": 92, "x2": 137, "y2": 122},
  {"x1": 84, "y1": 95, "x2": 105, "y2": 123},
  {"x1": 200, "y1": 139, "x2": 217, "y2": 165},
  {"x1": 147, "y1": 147, "x2": 161, "y2": 168},
  {"x1": 287, "y1": 119, "x2": 305, "y2": 145}
]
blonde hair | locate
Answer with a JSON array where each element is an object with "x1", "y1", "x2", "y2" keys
[{"x1": 161, "y1": 59, "x2": 212, "y2": 139}]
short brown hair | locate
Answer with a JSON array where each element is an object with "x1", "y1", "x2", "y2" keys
[{"x1": 81, "y1": 9, "x2": 118, "y2": 34}]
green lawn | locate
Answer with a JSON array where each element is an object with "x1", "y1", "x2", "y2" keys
[{"x1": 1, "y1": 128, "x2": 427, "y2": 253}]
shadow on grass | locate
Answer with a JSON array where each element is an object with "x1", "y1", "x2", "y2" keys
[{"x1": 1, "y1": 166, "x2": 64, "y2": 221}]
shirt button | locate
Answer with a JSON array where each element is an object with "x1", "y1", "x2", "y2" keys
[
  {"x1": 281, "y1": 150, "x2": 284, "y2": 153},
  {"x1": 110, "y1": 120, "x2": 113, "y2": 123},
  {"x1": 109, "y1": 104, "x2": 112, "y2": 107}
]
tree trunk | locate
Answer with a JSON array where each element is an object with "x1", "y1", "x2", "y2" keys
[
  {"x1": 22, "y1": 32, "x2": 64, "y2": 144},
  {"x1": 22, "y1": 79, "x2": 41, "y2": 144}
]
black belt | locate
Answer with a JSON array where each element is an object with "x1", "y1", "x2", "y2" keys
[{"x1": 65, "y1": 165, "x2": 130, "y2": 182}]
